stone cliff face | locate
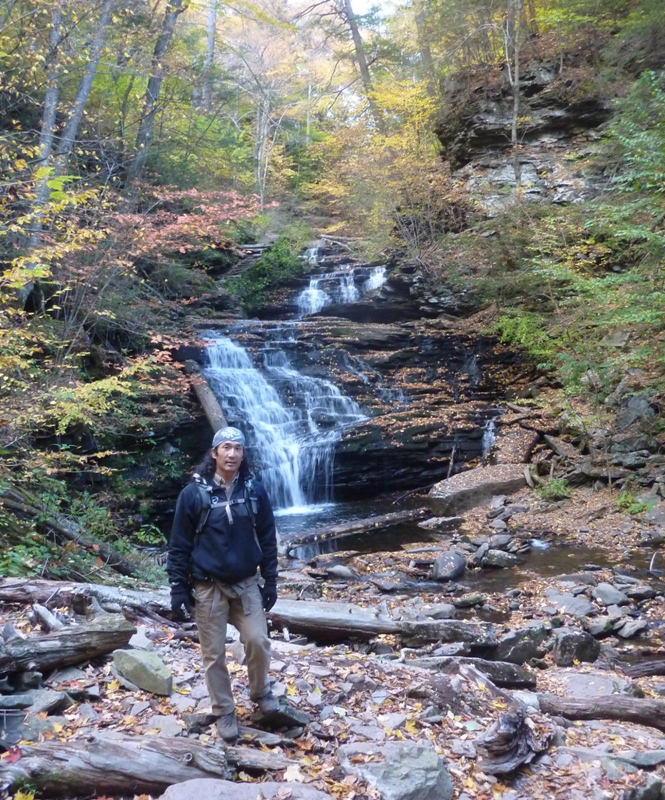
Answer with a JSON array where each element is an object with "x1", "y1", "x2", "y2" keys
[
  {"x1": 202, "y1": 317, "x2": 528, "y2": 500},
  {"x1": 435, "y1": 58, "x2": 613, "y2": 212}
]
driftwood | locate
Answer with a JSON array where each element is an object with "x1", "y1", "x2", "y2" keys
[
  {"x1": 476, "y1": 706, "x2": 555, "y2": 775},
  {"x1": 281, "y1": 507, "x2": 430, "y2": 555},
  {"x1": 409, "y1": 656, "x2": 536, "y2": 688},
  {"x1": 0, "y1": 735, "x2": 229, "y2": 796},
  {"x1": 0, "y1": 613, "x2": 135, "y2": 674},
  {"x1": 184, "y1": 359, "x2": 227, "y2": 432},
  {"x1": 269, "y1": 599, "x2": 497, "y2": 648},
  {"x1": 0, "y1": 577, "x2": 171, "y2": 617},
  {"x1": 1, "y1": 489, "x2": 137, "y2": 577},
  {"x1": 537, "y1": 693, "x2": 665, "y2": 733},
  {"x1": 623, "y1": 660, "x2": 665, "y2": 679}
]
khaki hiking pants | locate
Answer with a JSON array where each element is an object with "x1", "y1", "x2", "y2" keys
[{"x1": 193, "y1": 577, "x2": 272, "y2": 716}]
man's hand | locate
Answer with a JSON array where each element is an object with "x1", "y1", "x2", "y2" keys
[
  {"x1": 170, "y1": 584, "x2": 195, "y2": 619},
  {"x1": 260, "y1": 582, "x2": 277, "y2": 612}
]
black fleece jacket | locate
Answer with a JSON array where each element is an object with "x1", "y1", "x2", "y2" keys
[{"x1": 167, "y1": 476, "x2": 277, "y2": 589}]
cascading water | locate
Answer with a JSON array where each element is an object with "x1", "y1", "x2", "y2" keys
[
  {"x1": 203, "y1": 333, "x2": 366, "y2": 511},
  {"x1": 297, "y1": 266, "x2": 387, "y2": 317}
]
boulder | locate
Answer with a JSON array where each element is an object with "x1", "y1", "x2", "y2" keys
[
  {"x1": 338, "y1": 741, "x2": 454, "y2": 800},
  {"x1": 482, "y1": 549, "x2": 519, "y2": 568},
  {"x1": 553, "y1": 628, "x2": 600, "y2": 667},
  {"x1": 429, "y1": 464, "x2": 526, "y2": 516},
  {"x1": 553, "y1": 670, "x2": 635, "y2": 698},
  {"x1": 113, "y1": 649, "x2": 172, "y2": 696},
  {"x1": 495, "y1": 624, "x2": 549, "y2": 665},
  {"x1": 432, "y1": 551, "x2": 467, "y2": 581},
  {"x1": 160, "y1": 780, "x2": 332, "y2": 800},
  {"x1": 544, "y1": 589, "x2": 595, "y2": 618},
  {"x1": 592, "y1": 583, "x2": 629, "y2": 607}
]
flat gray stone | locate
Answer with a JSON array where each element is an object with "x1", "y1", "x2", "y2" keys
[
  {"x1": 420, "y1": 603, "x2": 456, "y2": 620},
  {"x1": 338, "y1": 741, "x2": 453, "y2": 800},
  {"x1": 592, "y1": 583, "x2": 629, "y2": 607},
  {"x1": 544, "y1": 590, "x2": 595, "y2": 617},
  {"x1": 429, "y1": 465, "x2": 526, "y2": 516},
  {"x1": 113, "y1": 649, "x2": 172, "y2": 696},
  {"x1": 554, "y1": 671, "x2": 633, "y2": 697},
  {"x1": 160, "y1": 779, "x2": 332, "y2": 800},
  {"x1": 615, "y1": 618, "x2": 648, "y2": 638}
]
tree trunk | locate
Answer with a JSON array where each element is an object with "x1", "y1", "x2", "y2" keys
[
  {"x1": 127, "y1": 0, "x2": 187, "y2": 184},
  {"x1": 269, "y1": 598, "x2": 497, "y2": 648},
  {"x1": 505, "y1": 0, "x2": 522, "y2": 188},
  {"x1": 0, "y1": 736, "x2": 229, "y2": 796},
  {"x1": 202, "y1": 0, "x2": 216, "y2": 114},
  {"x1": 53, "y1": 0, "x2": 116, "y2": 173},
  {"x1": 0, "y1": 613, "x2": 135, "y2": 674},
  {"x1": 281, "y1": 507, "x2": 430, "y2": 555},
  {"x1": 414, "y1": 0, "x2": 438, "y2": 99},
  {"x1": 339, "y1": 0, "x2": 383, "y2": 129},
  {"x1": 184, "y1": 360, "x2": 227, "y2": 432},
  {"x1": 537, "y1": 693, "x2": 665, "y2": 734}
]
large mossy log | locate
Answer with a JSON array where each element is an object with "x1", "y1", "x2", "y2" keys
[
  {"x1": 537, "y1": 693, "x2": 665, "y2": 733},
  {"x1": 0, "y1": 577, "x2": 170, "y2": 616},
  {"x1": 269, "y1": 598, "x2": 497, "y2": 648},
  {"x1": 280, "y1": 507, "x2": 430, "y2": 554},
  {"x1": 0, "y1": 735, "x2": 229, "y2": 796},
  {"x1": 0, "y1": 613, "x2": 136, "y2": 674}
]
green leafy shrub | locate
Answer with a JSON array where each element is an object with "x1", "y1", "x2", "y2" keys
[
  {"x1": 536, "y1": 478, "x2": 571, "y2": 501},
  {"x1": 227, "y1": 235, "x2": 306, "y2": 311},
  {"x1": 615, "y1": 490, "x2": 650, "y2": 515}
]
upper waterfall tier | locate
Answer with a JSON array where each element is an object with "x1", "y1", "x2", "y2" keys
[{"x1": 297, "y1": 266, "x2": 386, "y2": 317}]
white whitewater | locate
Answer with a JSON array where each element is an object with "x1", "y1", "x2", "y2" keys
[
  {"x1": 297, "y1": 266, "x2": 386, "y2": 317},
  {"x1": 203, "y1": 335, "x2": 366, "y2": 510}
]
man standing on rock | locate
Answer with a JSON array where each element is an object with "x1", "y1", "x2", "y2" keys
[{"x1": 167, "y1": 426, "x2": 280, "y2": 742}]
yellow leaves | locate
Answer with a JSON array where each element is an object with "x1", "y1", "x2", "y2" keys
[
  {"x1": 107, "y1": 679, "x2": 120, "y2": 692},
  {"x1": 13, "y1": 791, "x2": 34, "y2": 800},
  {"x1": 286, "y1": 683, "x2": 298, "y2": 696}
]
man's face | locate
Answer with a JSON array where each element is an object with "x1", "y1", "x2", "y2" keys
[{"x1": 212, "y1": 441, "x2": 244, "y2": 476}]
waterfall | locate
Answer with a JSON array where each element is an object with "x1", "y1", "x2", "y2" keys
[
  {"x1": 203, "y1": 334, "x2": 366, "y2": 510},
  {"x1": 297, "y1": 266, "x2": 387, "y2": 317},
  {"x1": 482, "y1": 419, "x2": 497, "y2": 458}
]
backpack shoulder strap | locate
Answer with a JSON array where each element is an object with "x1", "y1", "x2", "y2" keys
[{"x1": 195, "y1": 480, "x2": 212, "y2": 535}]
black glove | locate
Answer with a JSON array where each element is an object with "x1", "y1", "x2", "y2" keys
[
  {"x1": 170, "y1": 584, "x2": 195, "y2": 620},
  {"x1": 260, "y1": 582, "x2": 277, "y2": 612}
]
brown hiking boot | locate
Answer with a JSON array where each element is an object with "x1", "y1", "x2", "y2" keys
[
  {"x1": 216, "y1": 711, "x2": 239, "y2": 742},
  {"x1": 256, "y1": 691, "x2": 280, "y2": 715}
]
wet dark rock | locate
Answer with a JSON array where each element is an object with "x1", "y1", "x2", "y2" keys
[
  {"x1": 432, "y1": 551, "x2": 467, "y2": 581},
  {"x1": 553, "y1": 628, "x2": 600, "y2": 666},
  {"x1": 615, "y1": 618, "x2": 648, "y2": 638},
  {"x1": 488, "y1": 534, "x2": 513, "y2": 550},
  {"x1": 482, "y1": 549, "x2": 519, "y2": 568},
  {"x1": 495, "y1": 624, "x2": 549, "y2": 665}
]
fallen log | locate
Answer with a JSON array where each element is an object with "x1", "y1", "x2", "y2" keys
[
  {"x1": 184, "y1": 359, "x2": 227, "y2": 432},
  {"x1": 280, "y1": 507, "x2": 430, "y2": 555},
  {"x1": 0, "y1": 735, "x2": 229, "y2": 796},
  {"x1": 0, "y1": 577, "x2": 170, "y2": 617},
  {"x1": 622, "y1": 660, "x2": 665, "y2": 679},
  {"x1": 408, "y1": 656, "x2": 537, "y2": 688},
  {"x1": 0, "y1": 613, "x2": 135, "y2": 674},
  {"x1": 537, "y1": 693, "x2": 665, "y2": 734},
  {"x1": 1, "y1": 491, "x2": 137, "y2": 577},
  {"x1": 269, "y1": 599, "x2": 497, "y2": 648}
]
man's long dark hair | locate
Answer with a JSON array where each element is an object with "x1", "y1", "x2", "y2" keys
[{"x1": 192, "y1": 447, "x2": 253, "y2": 483}]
